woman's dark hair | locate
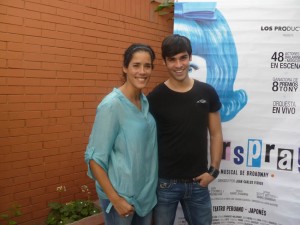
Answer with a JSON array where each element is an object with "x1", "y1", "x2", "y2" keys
[
  {"x1": 161, "y1": 34, "x2": 192, "y2": 61},
  {"x1": 122, "y1": 43, "x2": 156, "y2": 80}
]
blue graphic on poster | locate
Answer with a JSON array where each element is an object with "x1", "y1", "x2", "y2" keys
[
  {"x1": 174, "y1": 0, "x2": 300, "y2": 225},
  {"x1": 174, "y1": 2, "x2": 247, "y2": 122}
]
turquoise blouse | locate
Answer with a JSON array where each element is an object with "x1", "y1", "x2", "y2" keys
[{"x1": 85, "y1": 88, "x2": 158, "y2": 217}]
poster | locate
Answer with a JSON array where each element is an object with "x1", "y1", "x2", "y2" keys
[{"x1": 174, "y1": 0, "x2": 300, "y2": 224}]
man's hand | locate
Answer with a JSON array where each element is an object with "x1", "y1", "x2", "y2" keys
[{"x1": 194, "y1": 172, "x2": 215, "y2": 187}]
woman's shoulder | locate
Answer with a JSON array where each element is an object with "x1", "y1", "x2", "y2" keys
[{"x1": 98, "y1": 88, "x2": 123, "y2": 109}]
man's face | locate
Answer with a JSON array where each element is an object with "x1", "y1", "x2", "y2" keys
[{"x1": 165, "y1": 51, "x2": 191, "y2": 82}]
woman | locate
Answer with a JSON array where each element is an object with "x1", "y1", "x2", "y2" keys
[{"x1": 85, "y1": 43, "x2": 157, "y2": 225}]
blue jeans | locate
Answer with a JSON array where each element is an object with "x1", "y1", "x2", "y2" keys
[
  {"x1": 100, "y1": 199, "x2": 153, "y2": 225},
  {"x1": 154, "y1": 178, "x2": 212, "y2": 225}
]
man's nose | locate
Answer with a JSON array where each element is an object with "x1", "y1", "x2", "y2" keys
[{"x1": 175, "y1": 59, "x2": 182, "y2": 68}]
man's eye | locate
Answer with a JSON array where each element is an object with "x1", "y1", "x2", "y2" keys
[{"x1": 180, "y1": 55, "x2": 189, "y2": 61}]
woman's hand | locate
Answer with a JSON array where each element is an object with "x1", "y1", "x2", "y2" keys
[
  {"x1": 111, "y1": 196, "x2": 135, "y2": 217},
  {"x1": 89, "y1": 160, "x2": 135, "y2": 217}
]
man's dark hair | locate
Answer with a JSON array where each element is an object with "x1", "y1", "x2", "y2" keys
[{"x1": 161, "y1": 34, "x2": 192, "y2": 61}]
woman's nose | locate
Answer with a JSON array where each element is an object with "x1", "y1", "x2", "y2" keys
[{"x1": 139, "y1": 66, "x2": 147, "y2": 73}]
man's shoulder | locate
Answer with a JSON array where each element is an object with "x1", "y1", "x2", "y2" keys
[
  {"x1": 147, "y1": 83, "x2": 166, "y2": 98},
  {"x1": 193, "y1": 79, "x2": 216, "y2": 92},
  {"x1": 193, "y1": 79, "x2": 209, "y2": 87}
]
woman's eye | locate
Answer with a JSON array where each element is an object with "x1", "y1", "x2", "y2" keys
[{"x1": 189, "y1": 64, "x2": 199, "y2": 73}]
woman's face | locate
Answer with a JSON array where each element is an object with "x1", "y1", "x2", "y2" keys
[
  {"x1": 123, "y1": 51, "x2": 153, "y2": 90},
  {"x1": 189, "y1": 55, "x2": 207, "y2": 82}
]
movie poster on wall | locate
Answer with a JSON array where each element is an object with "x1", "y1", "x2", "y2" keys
[{"x1": 174, "y1": 0, "x2": 300, "y2": 224}]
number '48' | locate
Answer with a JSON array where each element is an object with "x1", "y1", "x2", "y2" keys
[{"x1": 271, "y1": 52, "x2": 284, "y2": 62}]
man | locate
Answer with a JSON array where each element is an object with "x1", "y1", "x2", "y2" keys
[{"x1": 147, "y1": 34, "x2": 223, "y2": 225}]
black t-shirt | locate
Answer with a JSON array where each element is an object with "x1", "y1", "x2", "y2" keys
[{"x1": 147, "y1": 79, "x2": 221, "y2": 179}]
